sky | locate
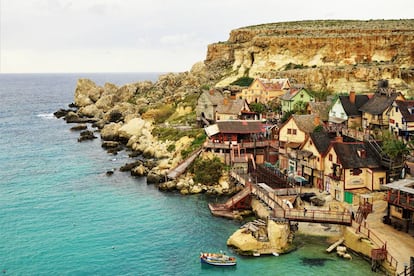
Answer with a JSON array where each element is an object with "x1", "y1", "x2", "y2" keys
[{"x1": 1, "y1": 0, "x2": 413, "y2": 73}]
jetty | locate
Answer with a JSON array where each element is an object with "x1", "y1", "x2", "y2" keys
[{"x1": 210, "y1": 170, "x2": 353, "y2": 225}]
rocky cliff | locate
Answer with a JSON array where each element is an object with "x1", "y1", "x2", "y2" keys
[{"x1": 205, "y1": 20, "x2": 414, "y2": 94}]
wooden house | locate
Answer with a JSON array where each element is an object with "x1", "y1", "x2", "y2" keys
[
  {"x1": 238, "y1": 78, "x2": 291, "y2": 104},
  {"x1": 280, "y1": 88, "x2": 314, "y2": 114},
  {"x1": 203, "y1": 120, "x2": 277, "y2": 166},
  {"x1": 359, "y1": 83, "x2": 405, "y2": 130},
  {"x1": 298, "y1": 131, "x2": 333, "y2": 189},
  {"x1": 323, "y1": 138, "x2": 386, "y2": 202},
  {"x1": 196, "y1": 90, "x2": 254, "y2": 126},
  {"x1": 278, "y1": 114, "x2": 322, "y2": 175},
  {"x1": 388, "y1": 100, "x2": 414, "y2": 141},
  {"x1": 328, "y1": 91, "x2": 369, "y2": 131},
  {"x1": 384, "y1": 178, "x2": 414, "y2": 233}
]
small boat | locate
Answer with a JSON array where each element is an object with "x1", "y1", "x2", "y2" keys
[{"x1": 200, "y1": 252, "x2": 237, "y2": 266}]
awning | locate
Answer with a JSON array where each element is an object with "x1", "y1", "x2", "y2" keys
[
  {"x1": 286, "y1": 142, "x2": 301, "y2": 149},
  {"x1": 328, "y1": 117, "x2": 347, "y2": 124},
  {"x1": 204, "y1": 124, "x2": 219, "y2": 137},
  {"x1": 298, "y1": 150, "x2": 313, "y2": 158}
]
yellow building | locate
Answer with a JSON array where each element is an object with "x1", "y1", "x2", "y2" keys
[
  {"x1": 323, "y1": 138, "x2": 386, "y2": 202},
  {"x1": 278, "y1": 114, "x2": 322, "y2": 174},
  {"x1": 238, "y1": 78, "x2": 290, "y2": 104},
  {"x1": 388, "y1": 100, "x2": 414, "y2": 141},
  {"x1": 360, "y1": 89, "x2": 405, "y2": 130},
  {"x1": 298, "y1": 131, "x2": 332, "y2": 189}
]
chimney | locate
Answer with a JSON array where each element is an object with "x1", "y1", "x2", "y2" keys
[
  {"x1": 357, "y1": 149, "x2": 366, "y2": 158},
  {"x1": 223, "y1": 98, "x2": 228, "y2": 105},
  {"x1": 349, "y1": 90, "x2": 356, "y2": 104},
  {"x1": 314, "y1": 115, "x2": 320, "y2": 126},
  {"x1": 335, "y1": 136, "x2": 343, "y2": 143}
]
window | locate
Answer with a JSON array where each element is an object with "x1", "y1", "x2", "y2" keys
[
  {"x1": 395, "y1": 107, "x2": 399, "y2": 112},
  {"x1": 379, "y1": 178, "x2": 384, "y2": 185},
  {"x1": 329, "y1": 154, "x2": 333, "y2": 161},
  {"x1": 287, "y1": 129, "x2": 291, "y2": 134},
  {"x1": 293, "y1": 129, "x2": 297, "y2": 135},
  {"x1": 310, "y1": 140, "x2": 313, "y2": 145},
  {"x1": 351, "y1": 168, "x2": 362, "y2": 175}
]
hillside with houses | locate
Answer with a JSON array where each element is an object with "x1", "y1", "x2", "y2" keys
[{"x1": 57, "y1": 20, "x2": 414, "y2": 275}]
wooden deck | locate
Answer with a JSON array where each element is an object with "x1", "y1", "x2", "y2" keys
[{"x1": 211, "y1": 170, "x2": 353, "y2": 225}]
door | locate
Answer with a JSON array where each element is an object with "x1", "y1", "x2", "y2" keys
[{"x1": 344, "y1": 191, "x2": 353, "y2": 204}]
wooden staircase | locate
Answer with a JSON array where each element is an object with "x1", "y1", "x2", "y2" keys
[
  {"x1": 355, "y1": 202, "x2": 373, "y2": 224},
  {"x1": 366, "y1": 137, "x2": 404, "y2": 181},
  {"x1": 208, "y1": 185, "x2": 252, "y2": 219}
]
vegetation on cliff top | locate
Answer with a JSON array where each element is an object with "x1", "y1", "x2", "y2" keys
[{"x1": 239, "y1": 19, "x2": 414, "y2": 31}]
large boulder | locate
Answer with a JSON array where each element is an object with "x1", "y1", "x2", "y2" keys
[
  {"x1": 118, "y1": 118, "x2": 151, "y2": 140},
  {"x1": 78, "y1": 104, "x2": 103, "y2": 118},
  {"x1": 74, "y1": 79, "x2": 101, "y2": 107},
  {"x1": 100, "y1": 122, "x2": 122, "y2": 141},
  {"x1": 227, "y1": 220, "x2": 290, "y2": 255}
]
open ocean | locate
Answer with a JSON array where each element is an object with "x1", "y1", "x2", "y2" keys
[{"x1": 0, "y1": 73, "x2": 378, "y2": 275}]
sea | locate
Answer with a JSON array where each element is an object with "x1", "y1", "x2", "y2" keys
[{"x1": 0, "y1": 73, "x2": 379, "y2": 275}]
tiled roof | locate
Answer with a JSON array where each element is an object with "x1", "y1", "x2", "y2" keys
[
  {"x1": 257, "y1": 78, "x2": 289, "y2": 91},
  {"x1": 204, "y1": 90, "x2": 224, "y2": 105},
  {"x1": 309, "y1": 101, "x2": 331, "y2": 121},
  {"x1": 333, "y1": 142, "x2": 381, "y2": 169},
  {"x1": 280, "y1": 88, "x2": 301, "y2": 101},
  {"x1": 216, "y1": 99, "x2": 246, "y2": 115},
  {"x1": 339, "y1": 95, "x2": 369, "y2": 116},
  {"x1": 292, "y1": 114, "x2": 320, "y2": 134},
  {"x1": 359, "y1": 92, "x2": 400, "y2": 115},
  {"x1": 309, "y1": 131, "x2": 332, "y2": 154},
  {"x1": 395, "y1": 100, "x2": 414, "y2": 122},
  {"x1": 216, "y1": 120, "x2": 264, "y2": 134}
]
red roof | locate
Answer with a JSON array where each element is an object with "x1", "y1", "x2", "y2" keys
[{"x1": 216, "y1": 120, "x2": 264, "y2": 134}]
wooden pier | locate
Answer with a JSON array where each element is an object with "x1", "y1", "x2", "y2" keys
[{"x1": 209, "y1": 170, "x2": 352, "y2": 225}]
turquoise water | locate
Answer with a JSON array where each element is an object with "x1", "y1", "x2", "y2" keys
[{"x1": 0, "y1": 74, "x2": 379, "y2": 275}]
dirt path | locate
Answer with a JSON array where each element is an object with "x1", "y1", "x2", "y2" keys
[{"x1": 365, "y1": 200, "x2": 414, "y2": 274}]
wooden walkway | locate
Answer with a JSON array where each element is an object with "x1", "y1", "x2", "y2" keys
[
  {"x1": 229, "y1": 170, "x2": 353, "y2": 225},
  {"x1": 227, "y1": 170, "x2": 398, "y2": 272},
  {"x1": 209, "y1": 186, "x2": 252, "y2": 219},
  {"x1": 167, "y1": 149, "x2": 203, "y2": 180}
]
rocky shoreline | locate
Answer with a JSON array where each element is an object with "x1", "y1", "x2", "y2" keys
[{"x1": 54, "y1": 71, "x2": 236, "y2": 196}]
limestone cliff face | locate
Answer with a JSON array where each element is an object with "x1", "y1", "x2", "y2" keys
[{"x1": 205, "y1": 20, "x2": 414, "y2": 93}]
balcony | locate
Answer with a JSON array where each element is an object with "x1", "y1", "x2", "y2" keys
[
  {"x1": 204, "y1": 140, "x2": 278, "y2": 150},
  {"x1": 328, "y1": 173, "x2": 342, "y2": 181}
]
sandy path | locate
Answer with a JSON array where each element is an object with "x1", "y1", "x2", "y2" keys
[{"x1": 364, "y1": 200, "x2": 414, "y2": 274}]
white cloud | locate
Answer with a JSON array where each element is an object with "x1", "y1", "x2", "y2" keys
[{"x1": 1, "y1": 0, "x2": 413, "y2": 73}]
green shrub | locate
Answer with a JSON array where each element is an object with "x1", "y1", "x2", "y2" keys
[
  {"x1": 181, "y1": 132, "x2": 206, "y2": 159},
  {"x1": 230, "y1": 77, "x2": 254, "y2": 87},
  {"x1": 190, "y1": 156, "x2": 226, "y2": 186}
]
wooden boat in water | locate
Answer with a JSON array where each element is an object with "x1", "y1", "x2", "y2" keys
[{"x1": 200, "y1": 252, "x2": 237, "y2": 266}]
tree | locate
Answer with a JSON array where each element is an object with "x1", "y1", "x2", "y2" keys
[
  {"x1": 381, "y1": 131, "x2": 412, "y2": 162},
  {"x1": 249, "y1": 102, "x2": 266, "y2": 114},
  {"x1": 293, "y1": 100, "x2": 307, "y2": 114}
]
